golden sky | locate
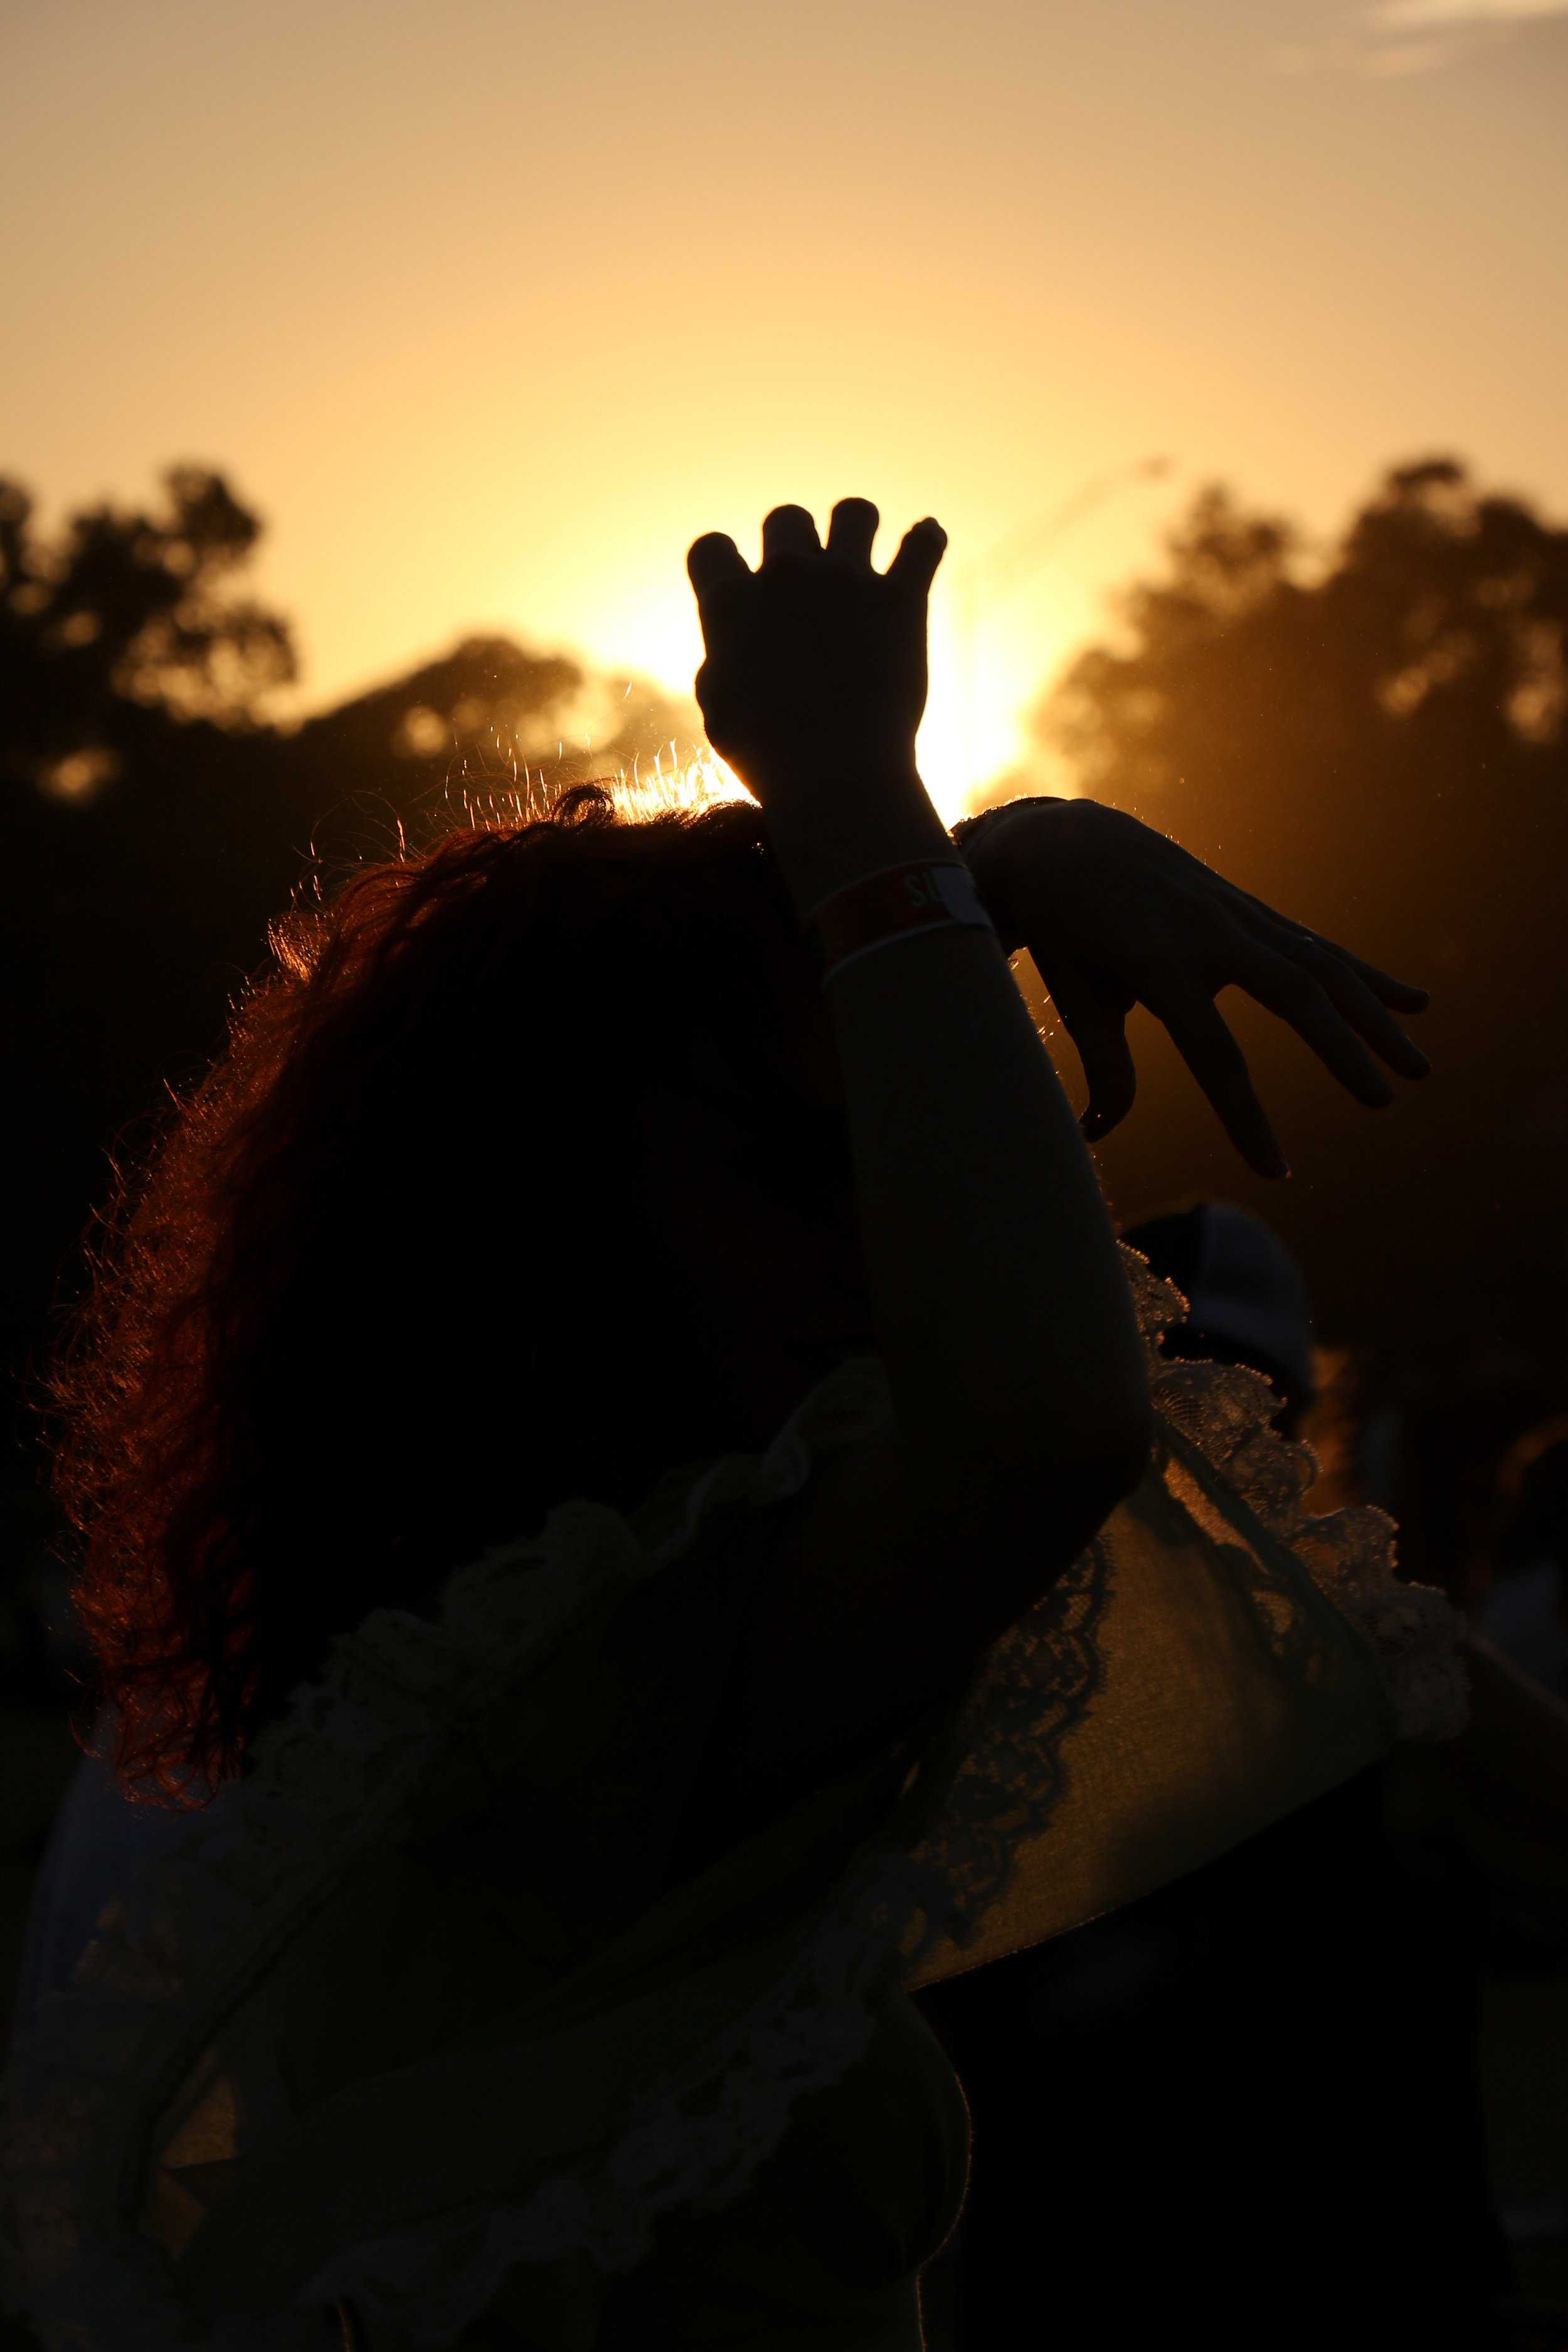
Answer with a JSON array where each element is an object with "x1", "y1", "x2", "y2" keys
[{"x1": 5, "y1": 0, "x2": 1566, "y2": 821}]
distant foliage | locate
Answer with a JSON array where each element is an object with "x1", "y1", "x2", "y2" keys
[
  {"x1": 0, "y1": 463, "x2": 702, "y2": 1680},
  {"x1": 1033, "y1": 458, "x2": 1567, "y2": 952},
  {"x1": 975, "y1": 458, "x2": 1568, "y2": 1596},
  {"x1": 0, "y1": 465, "x2": 298, "y2": 793},
  {"x1": 974, "y1": 458, "x2": 1568, "y2": 1385}
]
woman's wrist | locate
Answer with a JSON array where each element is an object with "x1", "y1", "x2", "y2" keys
[
  {"x1": 804, "y1": 857, "x2": 997, "y2": 986},
  {"x1": 761, "y1": 767, "x2": 956, "y2": 926},
  {"x1": 947, "y1": 796, "x2": 1066, "y2": 958}
]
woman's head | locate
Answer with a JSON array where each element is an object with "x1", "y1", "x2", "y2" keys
[{"x1": 40, "y1": 783, "x2": 867, "y2": 1809}]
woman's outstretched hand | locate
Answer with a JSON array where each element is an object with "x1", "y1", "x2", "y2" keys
[
  {"x1": 686, "y1": 499, "x2": 947, "y2": 803},
  {"x1": 961, "y1": 798, "x2": 1431, "y2": 1179}
]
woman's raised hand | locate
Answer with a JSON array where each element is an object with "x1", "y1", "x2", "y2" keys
[
  {"x1": 961, "y1": 797, "x2": 1431, "y2": 1180},
  {"x1": 686, "y1": 500, "x2": 946, "y2": 805}
]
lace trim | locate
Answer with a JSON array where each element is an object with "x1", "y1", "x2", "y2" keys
[
  {"x1": 1118, "y1": 1246, "x2": 1468, "y2": 1746},
  {"x1": 0, "y1": 1244, "x2": 1467, "y2": 2350}
]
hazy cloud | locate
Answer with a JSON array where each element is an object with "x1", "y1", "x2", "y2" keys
[
  {"x1": 1369, "y1": 0, "x2": 1568, "y2": 21},
  {"x1": 1362, "y1": 33, "x2": 1468, "y2": 66},
  {"x1": 1271, "y1": 0, "x2": 1568, "y2": 74}
]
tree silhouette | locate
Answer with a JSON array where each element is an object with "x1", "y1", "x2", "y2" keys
[
  {"x1": 9, "y1": 451, "x2": 1562, "y2": 1656},
  {"x1": 985, "y1": 458, "x2": 1568, "y2": 1587},
  {"x1": 1038, "y1": 459, "x2": 1566, "y2": 973},
  {"x1": 0, "y1": 466, "x2": 702, "y2": 1688},
  {"x1": 272, "y1": 633, "x2": 699, "y2": 874},
  {"x1": 0, "y1": 465, "x2": 297, "y2": 797},
  {"x1": 1, "y1": 470, "x2": 701, "y2": 1269}
]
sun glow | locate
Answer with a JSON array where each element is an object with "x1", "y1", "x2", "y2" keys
[
  {"x1": 613, "y1": 744, "x2": 753, "y2": 821},
  {"x1": 437, "y1": 742, "x2": 752, "y2": 834},
  {"x1": 916, "y1": 593, "x2": 1042, "y2": 822},
  {"x1": 559, "y1": 566, "x2": 1084, "y2": 830}
]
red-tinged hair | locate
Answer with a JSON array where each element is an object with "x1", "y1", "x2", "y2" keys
[{"x1": 38, "y1": 781, "x2": 840, "y2": 1809}]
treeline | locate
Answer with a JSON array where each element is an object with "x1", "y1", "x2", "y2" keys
[
  {"x1": 985, "y1": 457, "x2": 1568, "y2": 1592},
  {"x1": 3, "y1": 455, "x2": 1564, "y2": 1619},
  {"x1": 0, "y1": 465, "x2": 698, "y2": 1634}
]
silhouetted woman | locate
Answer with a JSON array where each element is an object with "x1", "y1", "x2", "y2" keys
[{"x1": 1, "y1": 500, "x2": 1461, "y2": 2350}]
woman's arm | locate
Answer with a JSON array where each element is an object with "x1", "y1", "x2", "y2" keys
[
  {"x1": 687, "y1": 502, "x2": 1150, "y2": 1509},
  {"x1": 773, "y1": 800, "x2": 1152, "y2": 1491}
]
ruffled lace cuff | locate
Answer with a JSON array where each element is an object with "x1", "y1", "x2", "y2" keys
[{"x1": 1119, "y1": 1243, "x2": 1468, "y2": 1745}]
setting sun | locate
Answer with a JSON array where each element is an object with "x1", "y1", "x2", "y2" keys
[{"x1": 542, "y1": 524, "x2": 1103, "y2": 824}]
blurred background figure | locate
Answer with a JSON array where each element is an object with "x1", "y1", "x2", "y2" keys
[
  {"x1": 917, "y1": 1199, "x2": 1515, "y2": 2352},
  {"x1": 1478, "y1": 1421, "x2": 1568, "y2": 1710}
]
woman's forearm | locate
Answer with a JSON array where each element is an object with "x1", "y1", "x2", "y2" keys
[{"x1": 764, "y1": 769, "x2": 1151, "y2": 1497}]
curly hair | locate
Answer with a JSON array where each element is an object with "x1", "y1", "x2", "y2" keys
[{"x1": 37, "y1": 781, "x2": 851, "y2": 1811}]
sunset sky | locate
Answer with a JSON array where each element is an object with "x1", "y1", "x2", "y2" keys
[{"x1": 6, "y1": 0, "x2": 1566, "y2": 820}]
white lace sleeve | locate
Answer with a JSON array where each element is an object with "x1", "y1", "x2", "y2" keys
[
  {"x1": 0, "y1": 1246, "x2": 1468, "y2": 2352},
  {"x1": 1116, "y1": 1243, "x2": 1468, "y2": 1747}
]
